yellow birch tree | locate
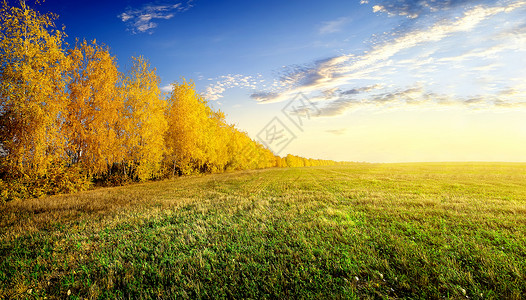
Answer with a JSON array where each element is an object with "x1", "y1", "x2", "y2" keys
[
  {"x1": 165, "y1": 79, "x2": 211, "y2": 175},
  {"x1": 65, "y1": 40, "x2": 122, "y2": 175},
  {"x1": 121, "y1": 56, "x2": 167, "y2": 181},
  {"x1": 0, "y1": 1, "x2": 68, "y2": 175}
]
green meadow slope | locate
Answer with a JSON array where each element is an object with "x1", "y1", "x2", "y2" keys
[{"x1": 1, "y1": 163, "x2": 525, "y2": 299}]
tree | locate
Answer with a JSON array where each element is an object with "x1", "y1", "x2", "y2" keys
[
  {"x1": 203, "y1": 109, "x2": 229, "y2": 172},
  {"x1": 165, "y1": 79, "x2": 208, "y2": 175},
  {"x1": 0, "y1": 1, "x2": 68, "y2": 175},
  {"x1": 121, "y1": 56, "x2": 167, "y2": 181},
  {"x1": 65, "y1": 40, "x2": 123, "y2": 175}
]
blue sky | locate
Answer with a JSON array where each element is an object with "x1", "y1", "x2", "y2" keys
[{"x1": 35, "y1": 0, "x2": 526, "y2": 162}]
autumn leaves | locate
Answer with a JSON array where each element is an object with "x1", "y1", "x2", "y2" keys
[
  {"x1": 0, "y1": 2, "x2": 342, "y2": 202},
  {"x1": 0, "y1": 2, "x2": 67, "y2": 177}
]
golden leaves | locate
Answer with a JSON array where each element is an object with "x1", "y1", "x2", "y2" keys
[
  {"x1": 0, "y1": 1, "x2": 343, "y2": 200},
  {"x1": 122, "y1": 56, "x2": 167, "y2": 181},
  {"x1": 66, "y1": 40, "x2": 121, "y2": 175},
  {"x1": 0, "y1": 0, "x2": 68, "y2": 175}
]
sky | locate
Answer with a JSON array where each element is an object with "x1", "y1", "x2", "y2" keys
[{"x1": 31, "y1": 0, "x2": 526, "y2": 162}]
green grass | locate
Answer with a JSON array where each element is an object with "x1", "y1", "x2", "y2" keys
[{"x1": 1, "y1": 163, "x2": 525, "y2": 299}]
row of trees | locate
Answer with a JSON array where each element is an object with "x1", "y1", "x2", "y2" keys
[{"x1": 0, "y1": 2, "x2": 347, "y2": 202}]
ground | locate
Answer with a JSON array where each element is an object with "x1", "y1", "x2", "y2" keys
[{"x1": 1, "y1": 163, "x2": 525, "y2": 299}]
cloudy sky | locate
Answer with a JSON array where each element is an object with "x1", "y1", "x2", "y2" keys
[{"x1": 39, "y1": 0, "x2": 526, "y2": 162}]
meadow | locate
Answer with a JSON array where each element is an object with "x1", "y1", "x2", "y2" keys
[{"x1": 1, "y1": 163, "x2": 525, "y2": 299}]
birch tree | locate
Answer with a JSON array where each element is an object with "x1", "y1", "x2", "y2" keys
[
  {"x1": 65, "y1": 40, "x2": 123, "y2": 175},
  {"x1": 0, "y1": 1, "x2": 70, "y2": 175},
  {"x1": 122, "y1": 56, "x2": 167, "y2": 180}
]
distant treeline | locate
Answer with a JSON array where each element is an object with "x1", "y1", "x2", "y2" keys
[{"x1": 0, "y1": 2, "x2": 347, "y2": 202}]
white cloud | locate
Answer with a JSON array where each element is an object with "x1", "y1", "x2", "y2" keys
[
  {"x1": 250, "y1": 91, "x2": 279, "y2": 102},
  {"x1": 372, "y1": 5, "x2": 386, "y2": 13},
  {"x1": 202, "y1": 74, "x2": 260, "y2": 101},
  {"x1": 120, "y1": 13, "x2": 132, "y2": 22},
  {"x1": 250, "y1": 0, "x2": 526, "y2": 114},
  {"x1": 160, "y1": 85, "x2": 173, "y2": 93},
  {"x1": 368, "y1": 0, "x2": 490, "y2": 19},
  {"x1": 118, "y1": 1, "x2": 193, "y2": 34},
  {"x1": 341, "y1": 84, "x2": 382, "y2": 95},
  {"x1": 319, "y1": 17, "x2": 349, "y2": 34}
]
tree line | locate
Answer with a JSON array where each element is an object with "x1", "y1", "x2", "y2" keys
[{"x1": 0, "y1": 2, "x2": 347, "y2": 202}]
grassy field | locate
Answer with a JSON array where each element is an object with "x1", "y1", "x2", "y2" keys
[{"x1": 1, "y1": 163, "x2": 525, "y2": 299}]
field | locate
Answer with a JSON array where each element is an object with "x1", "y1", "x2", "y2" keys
[{"x1": 1, "y1": 163, "x2": 525, "y2": 299}]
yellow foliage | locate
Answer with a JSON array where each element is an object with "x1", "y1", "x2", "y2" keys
[
  {"x1": 122, "y1": 56, "x2": 167, "y2": 181},
  {"x1": 165, "y1": 79, "x2": 209, "y2": 175},
  {"x1": 0, "y1": 1, "x2": 347, "y2": 201},
  {"x1": 0, "y1": 1, "x2": 68, "y2": 175},
  {"x1": 65, "y1": 40, "x2": 122, "y2": 175}
]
